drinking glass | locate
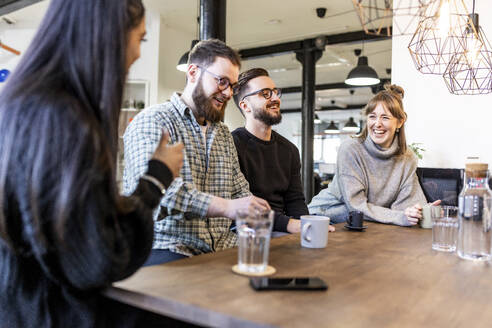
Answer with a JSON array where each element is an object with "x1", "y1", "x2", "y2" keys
[
  {"x1": 236, "y1": 209, "x2": 274, "y2": 273},
  {"x1": 432, "y1": 206, "x2": 459, "y2": 252}
]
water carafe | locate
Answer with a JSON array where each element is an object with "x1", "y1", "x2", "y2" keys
[{"x1": 457, "y1": 163, "x2": 492, "y2": 261}]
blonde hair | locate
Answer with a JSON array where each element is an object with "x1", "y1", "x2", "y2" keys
[{"x1": 357, "y1": 84, "x2": 408, "y2": 155}]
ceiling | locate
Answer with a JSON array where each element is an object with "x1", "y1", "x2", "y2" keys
[
  {"x1": 146, "y1": 0, "x2": 392, "y2": 110},
  {"x1": 3, "y1": 0, "x2": 393, "y2": 112}
]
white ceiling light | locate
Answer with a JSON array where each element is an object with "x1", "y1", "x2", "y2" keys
[{"x1": 342, "y1": 117, "x2": 360, "y2": 133}]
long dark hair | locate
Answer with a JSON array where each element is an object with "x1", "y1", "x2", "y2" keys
[{"x1": 0, "y1": 0, "x2": 144, "y2": 249}]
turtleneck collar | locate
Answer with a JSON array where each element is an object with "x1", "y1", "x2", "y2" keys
[{"x1": 363, "y1": 136, "x2": 399, "y2": 159}]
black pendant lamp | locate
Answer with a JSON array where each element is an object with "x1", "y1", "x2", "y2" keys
[
  {"x1": 342, "y1": 117, "x2": 359, "y2": 133},
  {"x1": 324, "y1": 121, "x2": 340, "y2": 134},
  {"x1": 345, "y1": 49, "x2": 380, "y2": 86}
]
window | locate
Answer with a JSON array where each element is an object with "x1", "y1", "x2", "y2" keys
[{"x1": 314, "y1": 135, "x2": 340, "y2": 164}]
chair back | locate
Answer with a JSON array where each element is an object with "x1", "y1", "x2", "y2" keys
[{"x1": 416, "y1": 168, "x2": 464, "y2": 206}]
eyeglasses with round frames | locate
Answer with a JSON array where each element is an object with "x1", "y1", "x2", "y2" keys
[
  {"x1": 196, "y1": 65, "x2": 238, "y2": 94},
  {"x1": 241, "y1": 88, "x2": 282, "y2": 101}
]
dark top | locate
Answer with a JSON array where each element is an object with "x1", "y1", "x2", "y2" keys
[
  {"x1": 232, "y1": 127, "x2": 308, "y2": 232},
  {"x1": 0, "y1": 90, "x2": 173, "y2": 328}
]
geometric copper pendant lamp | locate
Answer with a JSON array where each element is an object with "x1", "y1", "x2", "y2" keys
[
  {"x1": 408, "y1": 0, "x2": 476, "y2": 75},
  {"x1": 443, "y1": 5, "x2": 492, "y2": 95},
  {"x1": 352, "y1": 0, "x2": 432, "y2": 37}
]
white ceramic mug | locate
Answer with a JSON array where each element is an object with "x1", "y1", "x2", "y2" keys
[{"x1": 300, "y1": 215, "x2": 330, "y2": 248}]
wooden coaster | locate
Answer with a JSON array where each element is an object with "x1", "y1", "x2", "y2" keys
[{"x1": 231, "y1": 265, "x2": 276, "y2": 277}]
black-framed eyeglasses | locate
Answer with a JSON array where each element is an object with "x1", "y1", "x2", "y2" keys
[
  {"x1": 197, "y1": 65, "x2": 238, "y2": 93},
  {"x1": 241, "y1": 88, "x2": 282, "y2": 101}
]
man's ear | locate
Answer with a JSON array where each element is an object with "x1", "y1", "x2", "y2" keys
[
  {"x1": 240, "y1": 100, "x2": 250, "y2": 113},
  {"x1": 187, "y1": 64, "x2": 199, "y2": 83}
]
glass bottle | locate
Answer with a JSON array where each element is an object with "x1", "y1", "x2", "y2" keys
[{"x1": 457, "y1": 163, "x2": 492, "y2": 261}]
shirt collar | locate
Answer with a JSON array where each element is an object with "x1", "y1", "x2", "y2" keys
[
  {"x1": 170, "y1": 92, "x2": 221, "y2": 129},
  {"x1": 170, "y1": 92, "x2": 190, "y2": 117}
]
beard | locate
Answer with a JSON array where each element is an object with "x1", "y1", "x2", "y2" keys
[
  {"x1": 252, "y1": 100, "x2": 282, "y2": 126},
  {"x1": 191, "y1": 77, "x2": 227, "y2": 123}
]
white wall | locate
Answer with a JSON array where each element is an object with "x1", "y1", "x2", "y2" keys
[
  {"x1": 128, "y1": 10, "x2": 161, "y2": 105},
  {"x1": 0, "y1": 8, "x2": 162, "y2": 106},
  {"x1": 224, "y1": 102, "x2": 245, "y2": 130},
  {"x1": 392, "y1": 0, "x2": 492, "y2": 169},
  {"x1": 157, "y1": 23, "x2": 190, "y2": 103},
  {"x1": 0, "y1": 21, "x2": 39, "y2": 93}
]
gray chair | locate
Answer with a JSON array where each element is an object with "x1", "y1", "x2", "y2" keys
[{"x1": 416, "y1": 168, "x2": 464, "y2": 206}]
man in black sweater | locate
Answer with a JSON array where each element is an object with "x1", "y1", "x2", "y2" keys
[{"x1": 232, "y1": 68, "x2": 335, "y2": 234}]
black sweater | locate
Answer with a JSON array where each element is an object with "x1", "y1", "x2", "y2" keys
[
  {"x1": 0, "y1": 91, "x2": 173, "y2": 327},
  {"x1": 232, "y1": 128, "x2": 308, "y2": 232}
]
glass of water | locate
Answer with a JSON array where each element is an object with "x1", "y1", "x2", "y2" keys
[
  {"x1": 432, "y1": 205, "x2": 459, "y2": 252},
  {"x1": 236, "y1": 209, "x2": 274, "y2": 273}
]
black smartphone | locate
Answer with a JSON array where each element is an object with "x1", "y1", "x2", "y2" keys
[{"x1": 249, "y1": 277, "x2": 328, "y2": 291}]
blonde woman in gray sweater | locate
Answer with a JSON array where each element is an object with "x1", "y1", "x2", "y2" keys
[{"x1": 309, "y1": 84, "x2": 439, "y2": 226}]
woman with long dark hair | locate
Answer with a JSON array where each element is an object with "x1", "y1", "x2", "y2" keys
[{"x1": 0, "y1": 0, "x2": 183, "y2": 326}]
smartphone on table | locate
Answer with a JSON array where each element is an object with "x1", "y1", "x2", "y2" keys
[{"x1": 250, "y1": 277, "x2": 328, "y2": 291}]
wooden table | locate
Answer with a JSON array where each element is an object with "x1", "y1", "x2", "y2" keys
[{"x1": 103, "y1": 222, "x2": 492, "y2": 327}]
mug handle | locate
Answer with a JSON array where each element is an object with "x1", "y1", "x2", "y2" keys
[{"x1": 302, "y1": 223, "x2": 312, "y2": 242}]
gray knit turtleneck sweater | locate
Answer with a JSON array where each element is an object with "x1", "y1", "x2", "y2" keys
[{"x1": 311, "y1": 136, "x2": 427, "y2": 226}]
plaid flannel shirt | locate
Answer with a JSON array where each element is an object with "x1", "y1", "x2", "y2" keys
[{"x1": 123, "y1": 93, "x2": 251, "y2": 256}]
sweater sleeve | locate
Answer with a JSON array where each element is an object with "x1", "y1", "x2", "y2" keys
[
  {"x1": 271, "y1": 212, "x2": 290, "y2": 232},
  {"x1": 283, "y1": 145, "x2": 309, "y2": 219},
  {"x1": 53, "y1": 156, "x2": 172, "y2": 289},
  {"x1": 51, "y1": 173, "x2": 161, "y2": 289},
  {"x1": 336, "y1": 142, "x2": 411, "y2": 226},
  {"x1": 390, "y1": 153, "x2": 427, "y2": 211}
]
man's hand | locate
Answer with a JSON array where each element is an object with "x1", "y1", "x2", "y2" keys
[
  {"x1": 208, "y1": 195, "x2": 271, "y2": 220},
  {"x1": 224, "y1": 196, "x2": 271, "y2": 220}
]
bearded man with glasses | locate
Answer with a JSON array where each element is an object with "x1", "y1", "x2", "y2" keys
[
  {"x1": 232, "y1": 68, "x2": 335, "y2": 235},
  {"x1": 124, "y1": 40, "x2": 270, "y2": 266}
]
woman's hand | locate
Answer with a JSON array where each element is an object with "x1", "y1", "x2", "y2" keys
[
  {"x1": 404, "y1": 200, "x2": 441, "y2": 225},
  {"x1": 152, "y1": 130, "x2": 184, "y2": 178},
  {"x1": 404, "y1": 203, "x2": 423, "y2": 225}
]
